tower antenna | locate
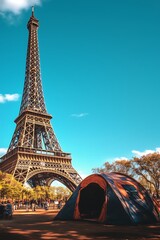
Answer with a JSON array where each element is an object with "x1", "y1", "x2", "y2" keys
[{"x1": 32, "y1": 6, "x2": 34, "y2": 16}]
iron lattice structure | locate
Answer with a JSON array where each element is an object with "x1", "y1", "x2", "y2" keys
[{"x1": 0, "y1": 10, "x2": 82, "y2": 191}]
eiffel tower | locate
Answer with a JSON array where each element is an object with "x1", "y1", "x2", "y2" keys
[{"x1": 0, "y1": 8, "x2": 82, "y2": 191}]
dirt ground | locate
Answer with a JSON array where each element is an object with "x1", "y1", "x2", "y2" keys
[{"x1": 0, "y1": 209, "x2": 159, "y2": 240}]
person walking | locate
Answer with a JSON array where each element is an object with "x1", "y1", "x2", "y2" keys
[{"x1": 5, "y1": 200, "x2": 13, "y2": 219}]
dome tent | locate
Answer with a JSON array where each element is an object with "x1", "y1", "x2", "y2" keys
[{"x1": 55, "y1": 173, "x2": 159, "y2": 225}]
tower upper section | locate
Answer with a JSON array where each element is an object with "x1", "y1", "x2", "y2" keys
[{"x1": 19, "y1": 8, "x2": 47, "y2": 115}]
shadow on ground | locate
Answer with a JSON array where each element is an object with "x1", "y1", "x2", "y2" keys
[{"x1": 0, "y1": 210, "x2": 159, "y2": 240}]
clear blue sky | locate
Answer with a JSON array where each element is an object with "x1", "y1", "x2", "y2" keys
[{"x1": 1, "y1": 0, "x2": 160, "y2": 179}]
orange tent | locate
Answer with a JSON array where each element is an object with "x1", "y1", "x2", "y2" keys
[{"x1": 55, "y1": 173, "x2": 159, "y2": 225}]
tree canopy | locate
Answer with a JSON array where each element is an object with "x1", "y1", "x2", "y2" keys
[
  {"x1": 0, "y1": 171, "x2": 71, "y2": 201},
  {"x1": 0, "y1": 171, "x2": 23, "y2": 199},
  {"x1": 92, "y1": 153, "x2": 160, "y2": 198}
]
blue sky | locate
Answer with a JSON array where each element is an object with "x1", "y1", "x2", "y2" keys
[{"x1": 1, "y1": 0, "x2": 160, "y2": 179}]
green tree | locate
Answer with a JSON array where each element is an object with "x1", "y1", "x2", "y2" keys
[
  {"x1": 132, "y1": 153, "x2": 160, "y2": 198},
  {"x1": 92, "y1": 153, "x2": 160, "y2": 198},
  {"x1": 31, "y1": 185, "x2": 71, "y2": 201},
  {"x1": 92, "y1": 159, "x2": 133, "y2": 176},
  {"x1": 55, "y1": 186, "x2": 71, "y2": 200},
  {"x1": 0, "y1": 171, "x2": 23, "y2": 199},
  {"x1": 0, "y1": 171, "x2": 71, "y2": 201}
]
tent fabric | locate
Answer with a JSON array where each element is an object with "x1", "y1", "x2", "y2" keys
[
  {"x1": 55, "y1": 172, "x2": 160, "y2": 225},
  {"x1": 74, "y1": 174, "x2": 107, "y2": 220}
]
